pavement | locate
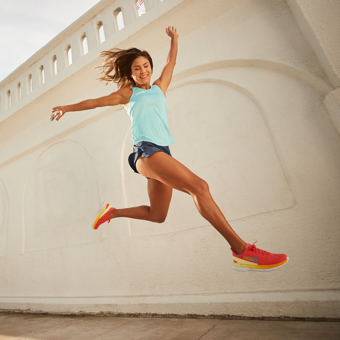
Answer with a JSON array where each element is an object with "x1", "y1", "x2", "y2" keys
[{"x1": 0, "y1": 313, "x2": 339, "y2": 340}]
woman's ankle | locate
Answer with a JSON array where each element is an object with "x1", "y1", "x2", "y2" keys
[
  {"x1": 232, "y1": 242, "x2": 247, "y2": 255},
  {"x1": 109, "y1": 210, "x2": 117, "y2": 219}
]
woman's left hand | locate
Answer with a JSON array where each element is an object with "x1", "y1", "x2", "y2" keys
[
  {"x1": 51, "y1": 105, "x2": 67, "y2": 121},
  {"x1": 165, "y1": 26, "x2": 179, "y2": 39}
]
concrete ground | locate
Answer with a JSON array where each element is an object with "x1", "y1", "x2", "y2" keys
[{"x1": 0, "y1": 313, "x2": 339, "y2": 340}]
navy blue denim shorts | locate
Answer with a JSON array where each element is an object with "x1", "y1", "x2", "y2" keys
[{"x1": 128, "y1": 141, "x2": 172, "y2": 179}]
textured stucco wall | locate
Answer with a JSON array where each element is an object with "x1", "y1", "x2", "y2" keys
[
  {"x1": 0, "y1": 0, "x2": 339, "y2": 318},
  {"x1": 287, "y1": 0, "x2": 340, "y2": 87}
]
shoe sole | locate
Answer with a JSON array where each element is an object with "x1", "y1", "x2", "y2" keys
[
  {"x1": 93, "y1": 200, "x2": 108, "y2": 229},
  {"x1": 231, "y1": 256, "x2": 289, "y2": 272}
]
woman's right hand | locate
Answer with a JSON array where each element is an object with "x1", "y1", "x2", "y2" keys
[
  {"x1": 51, "y1": 106, "x2": 67, "y2": 121},
  {"x1": 165, "y1": 26, "x2": 178, "y2": 39}
]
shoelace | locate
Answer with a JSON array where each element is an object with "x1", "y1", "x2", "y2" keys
[{"x1": 248, "y1": 241, "x2": 272, "y2": 257}]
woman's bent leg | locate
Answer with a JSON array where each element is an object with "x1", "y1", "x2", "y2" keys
[
  {"x1": 109, "y1": 178, "x2": 173, "y2": 223},
  {"x1": 136, "y1": 152, "x2": 247, "y2": 255}
]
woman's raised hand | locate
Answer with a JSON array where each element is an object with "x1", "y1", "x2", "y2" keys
[
  {"x1": 165, "y1": 26, "x2": 178, "y2": 39},
  {"x1": 51, "y1": 106, "x2": 67, "y2": 121}
]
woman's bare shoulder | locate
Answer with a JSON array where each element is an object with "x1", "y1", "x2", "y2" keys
[
  {"x1": 117, "y1": 87, "x2": 133, "y2": 103},
  {"x1": 152, "y1": 80, "x2": 166, "y2": 97},
  {"x1": 118, "y1": 87, "x2": 133, "y2": 110}
]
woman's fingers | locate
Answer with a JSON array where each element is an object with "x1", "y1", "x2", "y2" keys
[
  {"x1": 56, "y1": 111, "x2": 64, "y2": 121},
  {"x1": 165, "y1": 26, "x2": 178, "y2": 37},
  {"x1": 51, "y1": 106, "x2": 65, "y2": 121}
]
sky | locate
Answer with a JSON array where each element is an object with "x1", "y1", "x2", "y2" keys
[{"x1": 0, "y1": 0, "x2": 101, "y2": 82}]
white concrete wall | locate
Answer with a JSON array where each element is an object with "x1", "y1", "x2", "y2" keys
[
  {"x1": 0, "y1": 0, "x2": 339, "y2": 318},
  {"x1": 287, "y1": 0, "x2": 340, "y2": 88}
]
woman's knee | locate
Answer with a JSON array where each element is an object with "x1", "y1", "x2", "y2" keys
[
  {"x1": 151, "y1": 214, "x2": 167, "y2": 223},
  {"x1": 191, "y1": 178, "x2": 209, "y2": 197}
]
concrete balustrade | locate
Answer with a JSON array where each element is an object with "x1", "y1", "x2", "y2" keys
[
  {"x1": 100, "y1": 9, "x2": 118, "y2": 40},
  {"x1": 0, "y1": 0, "x2": 164, "y2": 119},
  {"x1": 143, "y1": 0, "x2": 159, "y2": 10},
  {"x1": 80, "y1": 34, "x2": 89, "y2": 56},
  {"x1": 16, "y1": 83, "x2": 21, "y2": 103},
  {"x1": 113, "y1": 8, "x2": 124, "y2": 31}
]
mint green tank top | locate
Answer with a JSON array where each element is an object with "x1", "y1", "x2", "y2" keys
[{"x1": 126, "y1": 84, "x2": 175, "y2": 146}]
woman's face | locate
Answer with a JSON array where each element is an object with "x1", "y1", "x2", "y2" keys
[{"x1": 131, "y1": 56, "x2": 152, "y2": 87}]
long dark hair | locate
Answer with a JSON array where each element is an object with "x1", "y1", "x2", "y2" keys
[{"x1": 95, "y1": 48, "x2": 153, "y2": 89}]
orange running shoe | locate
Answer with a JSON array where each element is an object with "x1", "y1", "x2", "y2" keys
[
  {"x1": 231, "y1": 241, "x2": 289, "y2": 272},
  {"x1": 93, "y1": 201, "x2": 116, "y2": 230}
]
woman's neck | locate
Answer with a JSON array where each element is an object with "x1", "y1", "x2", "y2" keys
[{"x1": 135, "y1": 84, "x2": 152, "y2": 90}]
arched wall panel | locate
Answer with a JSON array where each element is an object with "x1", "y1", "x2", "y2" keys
[
  {"x1": 123, "y1": 80, "x2": 294, "y2": 237},
  {"x1": 23, "y1": 141, "x2": 101, "y2": 252}
]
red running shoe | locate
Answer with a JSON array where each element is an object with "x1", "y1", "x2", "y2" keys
[
  {"x1": 231, "y1": 241, "x2": 289, "y2": 272},
  {"x1": 93, "y1": 201, "x2": 116, "y2": 230}
]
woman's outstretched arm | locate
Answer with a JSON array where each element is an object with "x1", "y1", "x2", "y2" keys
[
  {"x1": 154, "y1": 26, "x2": 178, "y2": 95},
  {"x1": 51, "y1": 87, "x2": 131, "y2": 121}
]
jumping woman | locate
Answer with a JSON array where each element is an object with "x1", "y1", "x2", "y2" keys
[{"x1": 52, "y1": 26, "x2": 288, "y2": 272}]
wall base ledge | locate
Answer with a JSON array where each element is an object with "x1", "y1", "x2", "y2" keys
[{"x1": 0, "y1": 299, "x2": 339, "y2": 319}]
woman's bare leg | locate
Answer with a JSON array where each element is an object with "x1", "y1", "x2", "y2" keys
[
  {"x1": 135, "y1": 152, "x2": 247, "y2": 255},
  {"x1": 109, "y1": 178, "x2": 173, "y2": 223}
]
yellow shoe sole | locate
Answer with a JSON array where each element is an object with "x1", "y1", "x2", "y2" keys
[
  {"x1": 231, "y1": 257, "x2": 289, "y2": 272},
  {"x1": 93, "y1": 201, "x2": 109, "y2": 229}
]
